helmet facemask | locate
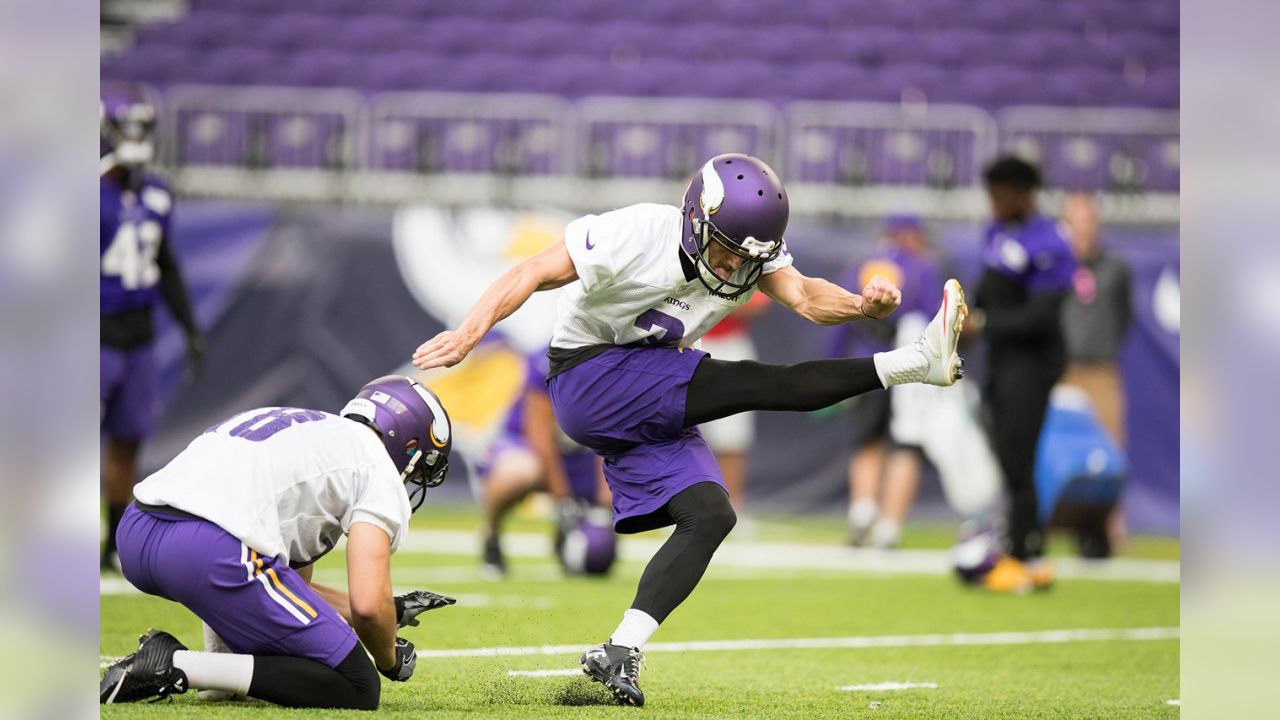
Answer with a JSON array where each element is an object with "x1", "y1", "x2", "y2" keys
[
  {"x1": 687, "y1": 214, "x2": 782, "y2": 300},
  {"x1": 399, "y1": 438, "x2": 448, "y2": 513}
]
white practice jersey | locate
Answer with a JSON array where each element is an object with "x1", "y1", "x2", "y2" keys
[
  {"x1": 551, "y1": 203, "x2": 793, "y2": 349},
  {"x1": 134, "y1": 408, "x2": 410, "y2": 565}
]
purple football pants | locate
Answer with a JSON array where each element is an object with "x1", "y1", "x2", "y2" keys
[{"x1": 116, "y1": 504, "x2": 357, "y2": 668}]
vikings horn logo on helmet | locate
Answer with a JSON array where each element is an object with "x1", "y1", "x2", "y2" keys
[
  {"x1": 698, "y1": 160, "x2": 725, "y2": 216},
  {"x1": 413, "y1": 383, "x2": 451, "y2": 448}
]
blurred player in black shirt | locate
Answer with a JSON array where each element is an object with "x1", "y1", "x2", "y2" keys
[{"x1": 968, "y1": 157, "x2": 1076, "y2": 592}]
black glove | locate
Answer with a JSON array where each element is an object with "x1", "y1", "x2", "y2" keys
[
  {"x1": 379, "y1": 637, "x2": 417, "y2": 682},
  {"x1": 394, "y1": 590, "x2": 456, "y2": 628},
  {"x1": 184, "y1": 334, "x2": 207, "y2": 385}
]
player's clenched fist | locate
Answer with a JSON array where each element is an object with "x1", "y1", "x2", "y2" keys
[
  {"x1": 412, "y1": 330, "x2": 475, "y2": 370},
  {"x1": 859, "y1": 275, "x2": 902, "y2": 320}
]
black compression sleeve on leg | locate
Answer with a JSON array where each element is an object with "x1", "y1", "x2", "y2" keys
[
  {"x1": 684, "y1": 357, "x2": 884, "y2": 428},
  {"x1": 247, "y1": 643, "x2": 380, "y2": 710},
  {"x1": 629, "y1": 482, "x2": 736, "y2": 624}
]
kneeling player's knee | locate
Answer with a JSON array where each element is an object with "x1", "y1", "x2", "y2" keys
[{"x1": 337, "y1": 644, "x2": 382, "y2": 711}]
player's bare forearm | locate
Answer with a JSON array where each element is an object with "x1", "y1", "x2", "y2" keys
[
  {"x1": 346, "y1": 523, "x2": 399, "y2": 671},
  {"x1": 791, "y1": 276, "x2": 871, "y2": 325},
  {"x1": 351, "y1": 602, "x2": 398, "y2": 672},
  {"x1": 309, "y1": 582, "x2": 353, "y2": 624},
  {"x1": 413, "y1": 240, "x2": 578, "y2": 370},
  {"x1": 760, "y1": 266, "x2": 900, "y2": 325}
]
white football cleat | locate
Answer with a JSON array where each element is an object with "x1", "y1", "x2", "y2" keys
[{"x1": 918, "y1": 279, "x2": 968, "y2": 387}]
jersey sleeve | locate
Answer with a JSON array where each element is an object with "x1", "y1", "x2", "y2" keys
[
  {"x1": 563, "y1": 205, "x2": 661, "y2": 293},
  {"x1": 761, "y1": 238, "x2": 794, "y2": 275},
  {"x1": 346, "y1": 467, "x2": 410, "y2": 553},
  {"x1": 1024, "y1": 225, "x2": 1077, "y2": 293}
]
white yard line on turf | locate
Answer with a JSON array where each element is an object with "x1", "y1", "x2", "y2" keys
[
  {"x1": 398, "y1": 529, "x2": 1180, "y2": 584},
  {"x1": 1167, "y1": 699, "x2": 1180, "y2": 706},
  {"x1": 101, "y1": 626, "x2": 1177, "y2": 669},
  {"x1": 99, "y1": 575, "x2": 553, "y2": 609},
  {"x1": 415, "y1": 626, "x2": 1179, "y2": 659},
  {"x1": 838, "y1": 682, "x2": 938, "y2": 691}
]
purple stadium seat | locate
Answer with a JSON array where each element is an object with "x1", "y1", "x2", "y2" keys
[
  {"x1": 912, "y1": 30, "x2": 998, "y2": 68},
  {"x1": 501, "y1": 19, "x2": 582, "y2": 57},
  {"x1": 418, "y1": 17, "x2": 495, "y2": 56},
  {"x1": 275, "y1": 49, "x2": 365, "y2": 88},
  {"x1": 844, "y1": 27, "x2": 920, "y2": 68},
  {"x1": 150, "y1": 12, "x2": 247, "y2": 49},
  {"x1": 1004, "y1": 31, "x2": 1091, "y2": 70},
  {"x1": 175, "y1": 108, "x2": 249, "y2": 166},
  {"x1": 1144, "y1": 135, "x2": 1180, "y2": 191},
  {"x1": 324, "y1": 14, "x2": 415, "y2": 55}
]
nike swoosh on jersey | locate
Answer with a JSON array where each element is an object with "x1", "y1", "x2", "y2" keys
[{"x1": 585, "y1": 231, "x2": 595, "y2": 250}]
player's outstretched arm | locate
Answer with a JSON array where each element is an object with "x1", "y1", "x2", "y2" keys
[
  {"x1": 758, "y1": 265, "x2": 901, "y2": 325},
  {"x1": 412, "y1": 238, "x2": 579, "y2": 370},
  {"x1": 346, "y1": 522, "x2": 399, "y2": 674}
]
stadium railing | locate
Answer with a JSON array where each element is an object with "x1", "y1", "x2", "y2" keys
[{"x1": 152, "y1": 84, "x2": 1178, "y2": 223}]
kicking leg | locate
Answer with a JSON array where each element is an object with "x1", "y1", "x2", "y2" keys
[{"x1": 684, "y1": 279, "x2": 966, "y2": 427}]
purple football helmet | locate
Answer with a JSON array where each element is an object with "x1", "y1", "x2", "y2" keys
[
  {"x1": 101, "y1": 83, "x2": 157, "y2": 174},
  {"x1": 556, "y1": 504, "x2": 618, "y2": 576},
  {"x1": 341, "y1": 375, "x2": 452, "y2": 512},
  {"x1": 681, "y1": 153, "x2": 789, "y2": 300}
]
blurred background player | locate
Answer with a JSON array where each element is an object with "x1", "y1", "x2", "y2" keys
[
  {"x1": 696, "y1": 294, "x2": 769, "y2": 516},
  {"x1": 828, "y1": 214, "x2": 943, "y2": 548},
  {"x1": 480, "y1": 347, "x2": 610, "y2": 578},
  {"x1": 968, "y1": 156, "x2": 1077, "y2": 593},
  {"x1": 1059, "y1": 191, "x2": 1133, "y2": 555},
  {"x1": 100, "y1": 83, "x2": 205, "y2": 571},
  {"x1": 100, "y1": 376, "x2": 455, "y2": 708}
]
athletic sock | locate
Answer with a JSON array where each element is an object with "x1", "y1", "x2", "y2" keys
[
  {"x1": 610, "y1": 609, "x2": 659, "y2": 650},
  {"x1": 872, "y1": 519, "x2": 902, "y2": 548},
  {"x1": 872, "y1": 344, "x2": 928, "y2": 387},
  {"x1": 173, "y1": 650, "x2": 254, "y2": 696},
  {"x1": 848, "y1": 499, "x2": 878, "y2": 530}
]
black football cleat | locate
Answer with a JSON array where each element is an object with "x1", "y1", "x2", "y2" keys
[
  {"x1": 100, "y1": 629, "x2": 189, "y2": 704},
  {"x1": 581, "y1": 642, "x2": 645, "y2": 707}
]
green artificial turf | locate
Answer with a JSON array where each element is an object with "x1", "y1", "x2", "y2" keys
[{"x1": 101, "y1": 504, "x2": 1179, "y2": 719}]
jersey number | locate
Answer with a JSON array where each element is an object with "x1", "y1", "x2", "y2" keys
[
  {"x1": 207, "y1": 408, "x2": 327, "y2": 442},
  {"x1": 102, "y1": 220, "x2": 163, "y2": 290},
  {"x1": 634, "y1": 309, "x2": 685, "y2": 345}
]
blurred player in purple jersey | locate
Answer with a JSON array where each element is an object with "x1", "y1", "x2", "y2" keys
[
  {"x1": 828, "y1": 214, "x2": 943, "y2": 548},
  {"x1": 479, "y1": 347, "x2": 609, "y2": 578},
  {"x1": 968, "y1": 156, "x2": 1077, "y2": 593},
  {"x1": 100, "y1": 84, "x2": 205, "y2": 571},
  {"x1": 412, "y1": 153, "x2": 967, "y2": 706}
]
